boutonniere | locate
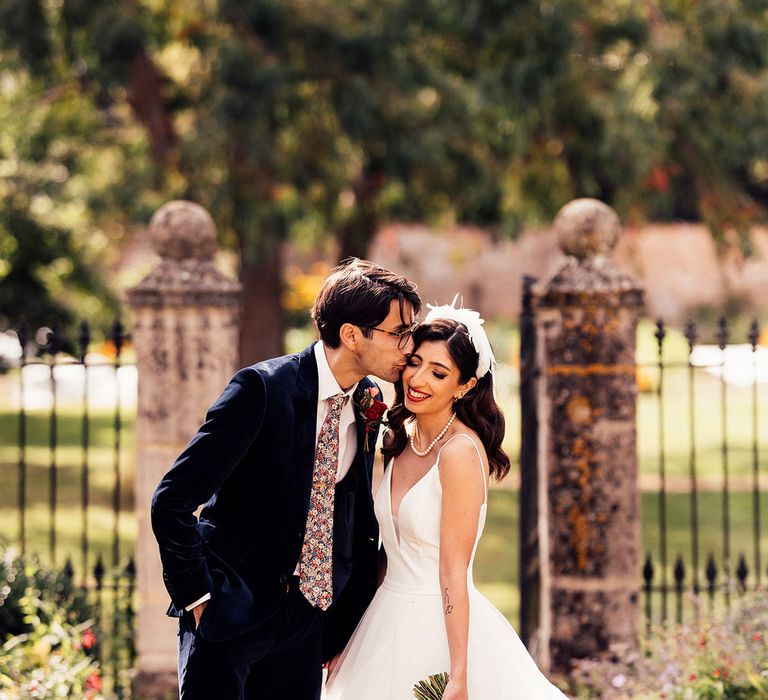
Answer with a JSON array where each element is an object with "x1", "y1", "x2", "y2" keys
[{"x1": 355, "y1": 386, "x2": 388, "y2": 452}]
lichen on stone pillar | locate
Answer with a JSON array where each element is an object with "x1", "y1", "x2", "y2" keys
[{"x1": 529, "y1": 198, "x2": 644, "y2": 672}]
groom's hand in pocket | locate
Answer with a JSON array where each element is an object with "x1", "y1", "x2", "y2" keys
[
  {"x1": 325, "y1": 653, "x2": 342, "y2": 679},
  {"x1": 192, "y1": 600, "x2": 208, "y2": 629}
]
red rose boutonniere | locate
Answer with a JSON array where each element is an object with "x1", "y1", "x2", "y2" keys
[{"x1": 356, "y1": 386, "x2": 388, "y2": 451}]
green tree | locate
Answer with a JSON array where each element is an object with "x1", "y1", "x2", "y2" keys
[
  {"x1": 0, "y1": 16, "x2": 132, "y2": 336},
  {"x1": 647, "y1": 0, "x2": 768, "y2": 251},
  {"x1": 3, "y1": 0, "x2": 768, "y2": 361}
]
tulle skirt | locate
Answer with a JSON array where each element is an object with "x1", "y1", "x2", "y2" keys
[{"x1": 325, "y1": 582, "x2": 569, "y2": 699}]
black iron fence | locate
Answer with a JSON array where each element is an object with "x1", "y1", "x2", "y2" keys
[
  {"x1": 1, "y1": 319, "x2": 136, "y2": 696},
  {"x1": 640, "y1": 317, "x2": 765, "y2": 627},
  {"x1": 518, "y1": 273, "x2": 766, "y2": 635}
]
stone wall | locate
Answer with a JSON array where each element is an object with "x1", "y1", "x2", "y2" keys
[
  {"x1": 120, "y1": 220, "x2": 767, "y2": 326},
  {"x1": 369, "y1": 223, "x2": 768, "y2": 324}
]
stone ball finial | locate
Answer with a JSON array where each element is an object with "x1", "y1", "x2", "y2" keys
[
  {"x1": 149, "y1": 200, "x2": 217, "y2": 261},
  {"x1": 554, "y1": 198, "x2": 620, "y2": 261}
]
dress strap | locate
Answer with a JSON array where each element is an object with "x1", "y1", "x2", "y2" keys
[{"x1": 437, "y1": 433, "x2": 488, "y2": 504}]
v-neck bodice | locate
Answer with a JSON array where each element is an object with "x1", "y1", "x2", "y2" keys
[{"x1": 373, "y1": 434, "x2": 488, "y2": 595}]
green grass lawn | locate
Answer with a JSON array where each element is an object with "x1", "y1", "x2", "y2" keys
[
  {"x1": 0, "y1": 407, "x2": 137, "y2": 574},
  {"x1": 636, "y1": 372, "x2": 767, "y2": 482}
]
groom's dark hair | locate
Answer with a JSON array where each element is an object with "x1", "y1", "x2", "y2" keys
[{"x1": 312, "y1": 258, "x2": 421, "y2": 348}]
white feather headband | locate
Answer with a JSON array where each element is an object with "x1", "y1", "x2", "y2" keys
[{"x1": 423, "y1": 294, "x2": 495, "y2": 379}]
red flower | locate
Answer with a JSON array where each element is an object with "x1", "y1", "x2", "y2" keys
[
  {"x1": 355, "y1": 387, "x2": 388, "y2": 450},
  {"x1": 712, "y1": 669, "x2": 721, "y2": 678},
  {"x1": 86, "y1": 672, "x2": 102, "y2": 690},
  {"x1": 688, "y1": 674, "x2": 697, "y2": 682},
  {"x1": 753, "y1": 632, "x2": 763, "y2": 642},
  {"x1": 363, "y1": 401, "x2": 385, "y2": 420},
  {"x1": 698, "y1": 636, "x2": 707, "y2": 648},
  {"x1": 81, "y1": 628, "x2": 96, "y2": 650}
]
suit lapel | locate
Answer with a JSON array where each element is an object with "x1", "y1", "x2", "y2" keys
[
  {"x1": 351, "y1": 382, "x2": 376, "y2": 508},
  {"x1": 352, "y1": 387, "x2": 368, "y2": 463},
  {"x1": 295, "y1": 345, "x2": 319, "y2": 518}
]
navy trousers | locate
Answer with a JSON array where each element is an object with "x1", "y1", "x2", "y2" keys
[{"x1": 178, "y1": 580, "x2": 325, "y2": 700}]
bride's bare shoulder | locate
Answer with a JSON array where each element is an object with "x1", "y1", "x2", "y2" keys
[
  {"x1": 447, "y1": 423, "x2": 485, "y2": 454},
  {"x1": 438, "y1": 429, "x2": 487, "y2": 472}
]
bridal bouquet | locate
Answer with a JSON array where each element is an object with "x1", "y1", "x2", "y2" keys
[{"x1": 412, "y1": 672, "x2": 449, "y2": 699}]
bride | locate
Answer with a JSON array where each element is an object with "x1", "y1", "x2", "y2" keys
[{"x1": 325, "y1": 301, "x2": 569, "y2": 699}]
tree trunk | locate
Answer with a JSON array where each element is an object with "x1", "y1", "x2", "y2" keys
[
  {"x1": 238, "y1": 248, "x2": 286, "y2": 366},
  {"x1": 337, "y1": 169, "x2": 385, "y2": 260},
  {"x1": 127, "y1": 50, "x2": 176, "y2": 167}
]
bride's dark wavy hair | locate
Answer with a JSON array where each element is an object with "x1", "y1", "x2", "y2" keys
[{"x1": 382, "y1": 318, "x2": 511, "y2": 482}]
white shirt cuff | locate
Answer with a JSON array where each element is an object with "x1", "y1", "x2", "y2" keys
[{"x1": 184, "y1": 592, "x2": 211, "y2": 611}]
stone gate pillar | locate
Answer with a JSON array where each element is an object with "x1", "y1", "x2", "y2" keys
[
  {"x1": 128, "y1": 201, "x2": 241, "y2": 697},
  {"x1": 523, "y1": 199, "x2": 644, "y2": 673}
]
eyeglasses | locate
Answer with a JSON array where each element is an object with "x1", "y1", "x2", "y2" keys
[{"x1": 364, "y1": 322, "x2": 419, "y2": 350}]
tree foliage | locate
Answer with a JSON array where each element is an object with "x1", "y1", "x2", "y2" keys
[
  {"x1": 1, "y1": 0, "x2": 767, "y2": 353},
  {"x1": 648, "y1": 0, "x2": 768, "y2": 252}
]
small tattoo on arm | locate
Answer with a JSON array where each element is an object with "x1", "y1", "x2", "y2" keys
[{"x1": 443, "y1": 587, "x2": 454, "y2": 614}]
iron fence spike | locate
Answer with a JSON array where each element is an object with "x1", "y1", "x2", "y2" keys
[
  {"x1": 50, "y1": 318, "x2": 63, "y2": 355},
  {"x1": 717, "y1": 317, "x2": 729, "y2": 350},
  {"x1": 112, "y1": 318, "x2": 125, "y2": 356},
  {"x1": 94, "y1": 554, "x2": 105, "y2": 586},
  {"x1": 705, "y1": 553, "x2": 717, "y2": 591},
  {"x1": 79, "y1": 321, "x2": 91, "y2": 362},
  {"x1": 17, "y1": 323, "x2": 28, "y2": 354},
  {"x1": 736, "y1": 554, "x2": 749, "y2": 592},
  {"x1": 674, "y1": 556, "x2": 685, "y2": 583},
  {"x1": 642, "y1": 553, "x2": 654, "y2": 584},
  {"x1": 684, "y1": 317, "x2": 698, "y2": 350}
]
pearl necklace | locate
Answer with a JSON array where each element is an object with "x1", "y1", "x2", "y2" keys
[{"x1": 409, "y1": 412, "x2": 456, "y2": 457}]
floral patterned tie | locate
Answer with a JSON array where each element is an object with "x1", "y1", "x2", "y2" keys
[{"x1": 299, "y1": 392, "x2": 348, "y2": 610}]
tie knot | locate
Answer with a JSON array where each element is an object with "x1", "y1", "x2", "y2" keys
[{"x1": 328, "y1": 392, "x2": 348, "y2": 411}]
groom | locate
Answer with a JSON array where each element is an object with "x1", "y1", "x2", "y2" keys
[{"x1": 151, "y1": 258, "x2": 421, "y2": 699}]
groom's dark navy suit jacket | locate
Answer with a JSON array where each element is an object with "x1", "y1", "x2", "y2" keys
[{"x1": 151, "y1": 344, "x2": 380, "y2": 660}]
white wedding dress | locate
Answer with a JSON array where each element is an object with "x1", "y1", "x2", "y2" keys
[{"x1": 326, "y1": 434, "x2": 569, "y2": 699}]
